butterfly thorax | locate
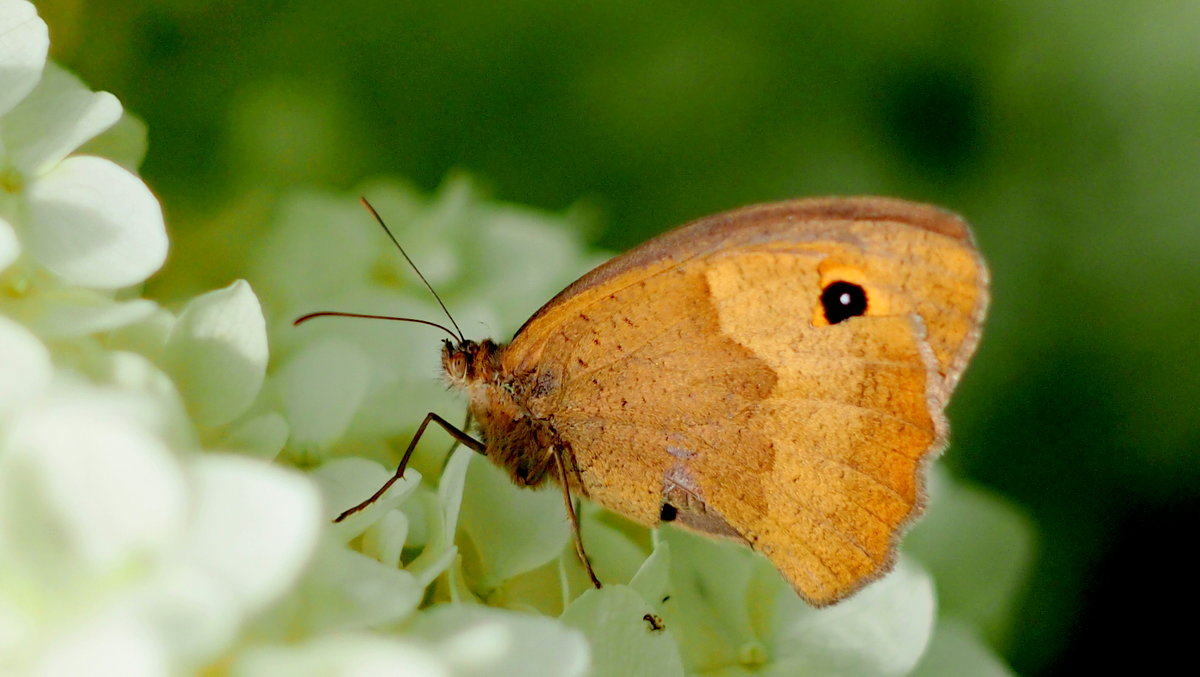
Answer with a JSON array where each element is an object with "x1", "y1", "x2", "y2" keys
[{"x1": 441, "y1": 338, "x2": 562, "y2": 488}]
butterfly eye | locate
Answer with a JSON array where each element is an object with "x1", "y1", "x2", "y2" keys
[
  {"x1": 820, "y1": 281, "x2": 868, "y2": 324},
  {"x1": 447, "y1": 353, "x2": 468, "y2": 378}
]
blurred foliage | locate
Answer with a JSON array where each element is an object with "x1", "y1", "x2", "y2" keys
[{"x1": 39, "y1": 0, "x2": 1200, "y2": 673}]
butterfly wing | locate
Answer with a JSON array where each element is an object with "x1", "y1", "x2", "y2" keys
[{"x1": 503, "y1": 197, "x2": 988, "y2": 605}]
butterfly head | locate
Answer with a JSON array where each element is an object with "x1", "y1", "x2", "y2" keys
[{"x1": 441, "y1": 338, "x2": 503, "y2": 389}]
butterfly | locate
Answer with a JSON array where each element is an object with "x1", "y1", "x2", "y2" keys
[{"x1": 302, "y1": 196, "x2": 988, "y2": 606}]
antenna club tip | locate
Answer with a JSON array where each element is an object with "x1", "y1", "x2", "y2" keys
[{"x1": 359, "y1": 196, "x2": 379, "y2": 217}]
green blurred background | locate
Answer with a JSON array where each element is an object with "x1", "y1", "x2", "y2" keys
[{"x1": 40, "y1": 1, "x2": 1199, "y2": 673}]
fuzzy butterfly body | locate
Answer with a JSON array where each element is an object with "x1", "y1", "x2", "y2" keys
[{"x1": 441, "y1": 196, "x2": 988, "y2": 606}]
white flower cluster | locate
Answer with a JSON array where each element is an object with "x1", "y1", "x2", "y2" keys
[
  {"x1": 0, "y1": 3, "x2": 585, "y2": 675},
  {"x1": 0, "y1": 2, "x2": 1028, "y2": 675},
  {"x1": 0, "y1": 2, "x2": 318, "y2": 673}
]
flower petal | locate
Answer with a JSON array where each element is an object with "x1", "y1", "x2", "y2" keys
[
  {"x1": 289, "y1": 544, "x2": 425, "y2": 633},
  {"x1": 163, "y1": 280, "x2": 269, "y2": 427},
  {"x1": 905, "y1": 469, "x2": 1035, "y2": 639},
  {"x1": 310, "y1": 457, "x2": 423, "y2": 538},
  {"x1": 361, "y1": 507, "x2": 409, "y2": 570},
  {"x1": 438, "y1": 446, "x2": 473, "y2": 545},
  {"x1": 3, "y1": 287, "x2": 157, "y2": 338},
  {"x1": 230, "y1": 635, "x2": 448, "y2": 677},
  {"x1": 910, "y1": 619, "x2": 1015, "y2": 677},
  {"x1": 459, "y1": 454, "x2": 569, "y2": 584},
  {"x1": 413, "y1": 604, "x2": 590, "y2": 677},
  {"x1": 0, "y1": 215, "x2": 19, "y2": 272},
  {"x1": 0, "y1": 388, "x2": 188, "y2": 579},
  {"x1": 249, "y1": 191, "x2": 378, "y2": 310},
  {"x1": 772, "y1": 556, "x2": 937, "y2": 677},
  {"x1": 1, "y1": 63, "x2": 121, "y2": 174},
  {"x1": 180, "y1": 454, "x2": 321, "y2": 616},
  {"x1": 0, "y1": 313, "x2": 50, "y2": 413},
  {"x1": 124, "y1": 565, "x2": 242, "y2": 666},
  {"x1": 101, "y1": 303, "x2": 176, "y2": 360},
  {"x1": 34, "y1": 611, "x2": 166, "y2": 677},
  {"x1": 221, "y1": 412, "x2": 290, "y2": 459},
  {"x1": 0, "y1": 0, "x2": 48, "y2": 117},
  {"x1": 571, "y1": 507, "x2": 652, "y2": 585},
  {"x1": 561, "y1": 586, "x2": 685, "y2": 677},
  {"x1": 628, "y1": 537, "x2": 672, "y2": 607},
  {"x1": 661, "y1": 529, "x2": 766, "y2": 670},
  {"x1": 88, "y1": 351, "x2": 190, "y2": 437},
  {"x1": 401, "y1": 446, "x2": 471, "y2": 588},
  {"x1": 275, "y1": 336, "x2": 369, "y2": 451},
  {"x1": 24, "y1": 155, "x2": 167, "y2": 288}
]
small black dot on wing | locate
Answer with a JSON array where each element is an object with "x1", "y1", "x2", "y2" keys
[{"x1": 659, "y1": 503, "x2": 678, "y2": 522}]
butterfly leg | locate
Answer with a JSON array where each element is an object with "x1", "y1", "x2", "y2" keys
[
  {"x1": 553, "y1": 446, "x2": 602, "y2": 589},
  {"x1": 439, "y1": 411, "x2": 476, "y2": 473},
  {"x1": 334, "y1": 412, "x2": 484, "y2": 523}
]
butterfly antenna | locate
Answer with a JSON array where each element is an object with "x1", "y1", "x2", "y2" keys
[
  {"x1": 293, "y1": 311, "x2": 460, "y2": 341},
  {"x1": 359, "y1": 196, "x2": 465, "y2": 343}
]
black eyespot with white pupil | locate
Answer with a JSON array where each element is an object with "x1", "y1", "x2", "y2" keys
[{"x1": 821, "y1": 281, "x2": 868, "y2": 324}]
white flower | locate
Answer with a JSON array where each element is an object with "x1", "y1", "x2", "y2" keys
[
  {"x1": 231, "y1": 605, "x2": 590, "y2": 677},
  {"x1": 22, "y1": 151, "x2": 166, "y2": 288},
  {"x1": 409, "y1": 604, "x2": 591, "y2": 677},
  {"x1": 0, "y1": 0, "x2": 47, "y2": 119},
  {"x1": 274, "y1": 335, "x2": 371, "y2": 452},
  {"x1": 0, "y1": 381, "x2": 322, "y2": 674},
  {"x1": 162, "y1": 279, "x2": 270, "y2": 427},
  {"x1": 561, "y1": 585, "x2": 684, "y2": 677},
  {"x1": 0, "y1": 1, "x2": 165, "y2": 290},
  {"x1": 648, "y1": 529, "x2": 936, "y2": 677},
  {"x1": 0, "y1": 313, "x2": 50, "y2": 412},
  {"x1": 458, "y1": 455, "x2": 570, "y2": 587}
]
